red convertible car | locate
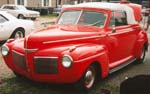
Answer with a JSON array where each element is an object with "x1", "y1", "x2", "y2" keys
[{"x1": 1, "y1": 2, "x2": 148, "y2": 90}]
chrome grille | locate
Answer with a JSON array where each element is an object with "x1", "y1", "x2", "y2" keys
[
  {"x1": 34, "y1": 57, "x2": 58, "y2": 74},
  {"x1": 12, "y1": 50, "x2": 27, "y2": 71}
]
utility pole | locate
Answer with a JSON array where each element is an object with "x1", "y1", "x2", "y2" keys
[
  {"x1": 56, "y1": 0, "x2": 58, "y2": 7},
  {"x1": 58, "y1": 0, "x2": 61, "y2": 5},
  {"x1": 7, "y1": 0, "x2": 9, "y2": 4},
  {"x1": 78, "y1": 0, "x2": 80, "y2": 3},
  {"x1": 148, "y1": 0, "x2": 150, "y2": 8}
]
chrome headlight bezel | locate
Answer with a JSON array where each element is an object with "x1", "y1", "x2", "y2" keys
[
  {"x1": 62, "y1": 55, "x2": 73, "y2": 68},
  {"x1": 1, "y1": 45, "x2": 9, "y2": 56}
]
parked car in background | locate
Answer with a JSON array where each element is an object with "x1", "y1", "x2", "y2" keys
[
  {"x1": 0, "y1": 11, "x2": 34, "y2": 44},
  {"x1": 0, "y1": 4, "x2": 40, "y2": 20},
  {"x1": 1, "y1": 2, "x2": 148, "y2": 90}
]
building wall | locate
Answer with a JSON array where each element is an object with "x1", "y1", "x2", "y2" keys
[
  {"x1": 51, "y1": 0, "x2": 57, "y2": 7},
  {"x1": 0, "y1": 0, "x2": 7, "y2": 6},
  {"x1": 9, "y1": 0, "x2": 15, "y2": 4},
  {"x1": 27, "y1": 0, "x2": 40, "y2": 7},
  {"x1": 0, "y1": 0, "x2": 148, "y2": 8}
]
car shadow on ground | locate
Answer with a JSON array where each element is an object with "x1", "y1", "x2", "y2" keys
[{"x1": 0, "y1": 75, "x2": 89, "y2": 94}]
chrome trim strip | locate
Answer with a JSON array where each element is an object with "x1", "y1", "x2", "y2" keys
[
  {"x1": 12, "y1": 50, "x2": 24, "y2": 56},
  {"x1": 74, "y1": 52, "x2": 105, "y2": 63},
  {"x1": 108, "y1": 29, "x2": 133, "y2": 36},
  {"x1": 25, "y1": 35, "x2": 30, "y2": 72},
  {"x1": 76, "y1": 10, "x2": 83, "y2": 24},
  {"x1": 24, "y1": 48, "x2": 38, "y2": 53},
  {"x1": 34, "y1": 56, "x2": 58, "y2": 59},
  {"x1": 109, "y1": 58, "x2": 136, "y2": 74},
  {"x1": 43, "y1": 35, "x2": 106, "y2": 44}
]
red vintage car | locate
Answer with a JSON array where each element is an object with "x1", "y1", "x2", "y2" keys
[{"x1": 1, "y1": 2, "x2": 148, "y2": 90}]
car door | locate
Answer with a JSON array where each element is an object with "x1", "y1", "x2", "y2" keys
[
  {"x1": 0, "y1": 14, "x2": 12, "y2": 40},
  {"x1": 0, "y1": 14, "x2": 8, "y2": 31},
  {"x1": 106, "y1": 11, "x2": 137, "y2": 69}
]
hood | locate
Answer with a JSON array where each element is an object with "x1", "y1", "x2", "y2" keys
[
  {"x1": 27, "y1": 10, "x2": 40, "y2": 14},
  {"x1": 18, "y1": 10, "x2": 39, "y2": 14},
  {"x1": 25, "y1": 25, "x2": 102, "y2": 49}
]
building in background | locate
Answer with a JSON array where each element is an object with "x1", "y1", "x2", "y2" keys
[
  {"x1": 0, "y1": 0, "x2": 57, "y2": 7},
  {"x1": 0, "y1": 0, "x2": 150, "y2": 15}
]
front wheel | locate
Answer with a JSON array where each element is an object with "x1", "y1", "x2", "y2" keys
[
  {"x1": 31, "y1": 18, "x2": 36, "y2": 20},
  {"x1": 18, "y1": 14, "x2": 24, "y2": 19},
  {"x1": 10, "y1": 28, "x2": 25, "y2": 39},
  {"x1": 79, "y1": 65, "x2": 96, "y2": 90}
]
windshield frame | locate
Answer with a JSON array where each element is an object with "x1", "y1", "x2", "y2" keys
[{"x1": 57, "y1": 7, "x2": 108, "y2": 28}]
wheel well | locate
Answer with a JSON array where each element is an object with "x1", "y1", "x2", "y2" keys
[
  {"x1": 10, "y1": 27, "x2": 25, "y2": 38},
  {"x1": 18, "y1": 14, "x2": 23, "y2": 18},
  {"x1": 91, "y1": 61, "x2": 102, "y2": 80},
  {"x1": 144, "y1": 42, "x2": 148, "y2": 52}
]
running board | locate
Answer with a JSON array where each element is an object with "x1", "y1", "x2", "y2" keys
[{"x1": 109, "y1": 58, "x2": 137, "y2": 74}]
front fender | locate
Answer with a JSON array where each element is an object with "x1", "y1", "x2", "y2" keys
[
  {"x1": 34, "y1": 43, "x2": 110, "y2": 81},
  {"x1": 68, "y1": 43, "x2": 109, "y2": 79}
]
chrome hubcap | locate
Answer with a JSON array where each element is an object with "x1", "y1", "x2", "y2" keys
[
  {"x1": 19, "y1": 15, "x2": 24, "y2": 19},
  {"x1": 84, "y1": 67, "x2": 95, "y2": 89},
  {"x1": 15, "y1": 31, "x2": 23, "y2": 39}
]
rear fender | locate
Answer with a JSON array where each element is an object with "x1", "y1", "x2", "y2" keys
[{"x1": 134, "y1": 31, "x2": 148, "y2": 57}]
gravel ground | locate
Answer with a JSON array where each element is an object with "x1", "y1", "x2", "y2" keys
[
  {"x1": 34, "y1": 17, "x2": 56, "y2": 31},
  {"x1": 0, "y1": 17, "x2": 150, "y2": 94}
]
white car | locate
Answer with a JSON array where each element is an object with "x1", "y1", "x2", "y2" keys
[
  {"x1": 0, "y1": 11, "x2": 34, "y2": 43},
  {"x1": 0, "y1": 4, "x2": 40, "y2": 20}
]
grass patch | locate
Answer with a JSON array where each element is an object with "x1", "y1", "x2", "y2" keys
[
  {"x1": 0, "y1": 75, "x2": 88, "y2": 94},
  {"x1": 40, "y1": 13, "x2": 58, "y2": 18}
]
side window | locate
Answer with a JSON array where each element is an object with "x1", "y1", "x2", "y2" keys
[
  {"x1": 0, "y1": 15, "x2": 7, "y2": 23},
  {"x1": 109, "y1": 11, "x2": 127, "y2": 27},
  {"x1": 3, "y1": 6, "x2": 15, "y2": 10},
  {"x1": 3, "y1": 6, "x2": 9, "y2": 9}
]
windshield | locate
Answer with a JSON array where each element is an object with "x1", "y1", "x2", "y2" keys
[
  {"x1": 58, "y1": 10, "x2": 106, "y2": 27},
  {"x1": 16, "y1": 6, "x2": 27, "y2": 10}
]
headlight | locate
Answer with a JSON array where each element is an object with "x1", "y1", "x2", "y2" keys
[
  {"x1": 1, "y1": 45, "x2": 9, "y2": 56},
  {"x1": 62, "y1": 55, "x2": 73, "y2": 68}
]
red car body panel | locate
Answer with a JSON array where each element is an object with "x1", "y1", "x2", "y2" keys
[{"x1": 2, "y1": 3, "x2": 148, "y2": 84}]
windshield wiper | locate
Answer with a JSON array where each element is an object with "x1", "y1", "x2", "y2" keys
[{"x1": 90, "y1": 20, "x2": 102, "y2": 26}]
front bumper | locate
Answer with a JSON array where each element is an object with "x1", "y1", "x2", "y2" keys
[{"x1": 3, "y1": 49, "x2": 83, "y2": 83}]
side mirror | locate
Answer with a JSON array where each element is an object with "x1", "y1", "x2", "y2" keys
[{"x1": 112, "y1": 25, "x2": 116, "y2": 33}]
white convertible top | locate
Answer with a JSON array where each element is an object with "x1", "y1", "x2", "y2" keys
[{"x1": 66, "y1": 2, "x2": 137, "y2": 24}]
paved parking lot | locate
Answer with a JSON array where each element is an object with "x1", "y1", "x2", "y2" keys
[{"x1": 0, "y1": 17, "x2": 150, "y2": 94}]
